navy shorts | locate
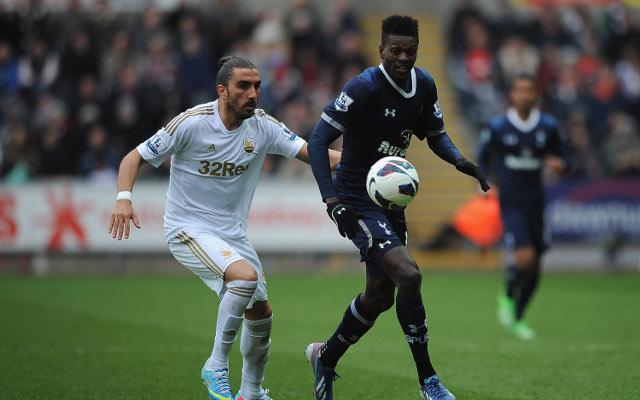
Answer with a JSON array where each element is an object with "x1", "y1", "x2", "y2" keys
[
  {"x1": 342, "y1": 194, "x2": 407, "y2": 277},
  {"x1": 500, "y1": 203, "x2": 549, "y2": 254}
]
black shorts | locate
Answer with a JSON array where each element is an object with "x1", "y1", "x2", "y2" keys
[
  {"x1": 343, "y1": 194, "x2": 408, "y2": 277},
  {"x1": 501, "y1": 203, "x2": 549, "y2": 254}
]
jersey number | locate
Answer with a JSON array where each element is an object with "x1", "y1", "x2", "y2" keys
[{"x1": 198, "y1": 160, "x2": 248, "y2": 177}]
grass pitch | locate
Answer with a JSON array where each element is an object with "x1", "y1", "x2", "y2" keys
[{"x1": 1, "y1": 272, "x2": 639, "y2": 399}]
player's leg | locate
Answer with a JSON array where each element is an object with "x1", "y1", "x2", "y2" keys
[
  {"x1": 168, "y1": 230, "x2": 258, "y2": 400},
  {"x1": 379, "y1": 246, "x2": 434, "y2": 379},
  {"x1": 513, "y1": 245, "x2": 540, "y2": 319},
  {"x1": 208, "y1": 260, "x2": 259, "y2": 371},
  {"x1": 233, "y1": 238, "x2": 273, "y2": 400},
  {"x1": 511, "y1": 210, "x2": 546, "y2": 339},
  {"x1": 379, "y1": 246, "x2": 455, "y2": 400},
  {"x1": 497, "y1": 232, "x2": 518, "y2": 328},
  {"x1": 237, "y1": 301, "x2": 272, "y2": 400},
  {"x1": 307, "y1": 271, "x2": 394, "y2": 400},
  {"x1": 498, "y1": 206, "x2": 530, "y2": 330},
  {"x1": 319, "y1": 271, "x2": 395, "y2": 367},
  {"x1": 306, "y1": 205, "x2": 400, "y2": 400}
]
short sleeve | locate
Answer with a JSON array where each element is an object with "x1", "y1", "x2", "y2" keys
[
  {"x1": 416, "y1": 70, "x2": 445, "y2": 140},
  {"x1": 320, "y1": 77, "x2": 369, "y2": 133},
  {"x1": 265, "y1": 118, "x2": 305, "y2": 158},
  {"x1": 136, "y1": 125, "x2": 186, "y2": 168}
]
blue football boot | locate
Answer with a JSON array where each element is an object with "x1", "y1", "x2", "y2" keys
[
  {"x1": 202, "y1": 367, "x2": 234, "y2": 400},
  {"x1": 420, "y1": 375, "x2": 456, "y2": 400},
  {"x1": 305, "y1": 342, "x2": 339, "y2": 400}
]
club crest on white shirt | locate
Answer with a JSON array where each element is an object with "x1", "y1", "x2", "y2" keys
[{"x1": 243, "y1": 138, "x2": 255, "y2": 153}]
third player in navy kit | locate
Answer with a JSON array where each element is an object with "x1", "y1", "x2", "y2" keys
[
  {"x1": 306, "y1": 15, "x2": 489, "y2": 400},
  {"x1": 477, "y1": 74, "x2": 570, "y2": 340}
]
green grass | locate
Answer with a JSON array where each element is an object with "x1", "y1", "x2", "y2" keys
[{"x1": 1, "y1": 272, "x2": 639, "y2": 399}]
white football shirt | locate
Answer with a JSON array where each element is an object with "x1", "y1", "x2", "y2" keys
[{"x1": 136, "y1": 100, "x2": 305, "y2": 241}]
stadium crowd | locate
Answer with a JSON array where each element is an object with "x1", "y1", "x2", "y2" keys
[
  {"x1": 2, "y1": 1, "x2": 639, "y2": 184},
  {"x1": 0, "y1": 0, "x2": 365, "y2": 183},
  {"x1": 447, "y1": 1, "x2": 640, "y2": 180}
]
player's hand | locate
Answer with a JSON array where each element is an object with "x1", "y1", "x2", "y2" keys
[
  {"x1": 546, "y1": 156, "x2": 565, "y2": 174},
  {"x1": 326, "y1": 201, "x2": 359, "y2": 239},
  {"x1": 455, "y1": 158, "x2": 490, "y2": 192},
  {"x1": 109, "y1": 200, "x2": 141, "y2": 240}
]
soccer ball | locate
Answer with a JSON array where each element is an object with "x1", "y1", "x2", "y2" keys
[{"x1": 366, "y1": 156, "x2": 420, "y2": 209}]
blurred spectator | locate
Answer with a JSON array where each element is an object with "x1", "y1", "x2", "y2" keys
[
  {"x1": 142, "y1": 33, "x2": 177, "y2": 93},
  {"x1": 285, "y1": 0, "x2": 323, "y2": 72},
  {"x1": 17, "y1": 36, "x2": 60, "y2": 97},
  {"x1": 447, "y1": 3, "x2": 640, "y2": 184},
  {"x1": 0, "y1": 123, "x2": 36, "y2": 184},
  {"x1": 104, "y1": 65, "x2": 149, "y2": 151},
  {"x1": 100, "y1": 29, "x2": 141, "y2": 88},
  {"x1": 176, "y1": 14, "x2": 214, "y2": 105},
  {"x1": 0, "y1": 40, "x2": 19, "y2": 101},
  {"x1": 602, "y1": 112, "x2": 640, "y2": 177},
  {"x1": 0, "y1": 4, "x2": 22, "y2": 54},
  {"x1": 614, "y1": 45, "x2": 640, "y2": 111},
  {"x1": 58, "y1": 28, "x2": 99, "y2": 96},
  {"x1": 496, "y1": 35, "x2": 540, "y2": 85},
  {"x1": 565, "y1": 113, "x2": 604, "y2": 180},
  {"x1": 78, "y1": 124, "x2": 119, "y2": 183}
]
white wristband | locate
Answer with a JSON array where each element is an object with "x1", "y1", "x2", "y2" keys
[{"x1": 116, "y1": 191, "x2": 132, "y2": 201}]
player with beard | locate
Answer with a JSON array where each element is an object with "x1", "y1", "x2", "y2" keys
[{"x1": 109, "y1": 56, "x2": 340, "y2": 400}]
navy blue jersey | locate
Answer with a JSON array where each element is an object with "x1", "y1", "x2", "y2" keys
[
  {"x1": 477, "y1": 108, "x2": 569, "y2": 206},
  {"x1": 309, "y1": 65, "x2": 447, "y2": 199}
]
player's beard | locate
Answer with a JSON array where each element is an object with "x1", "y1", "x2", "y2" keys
[{"x1": 228, "y1": 97, "x2": 257, "y2": 120}]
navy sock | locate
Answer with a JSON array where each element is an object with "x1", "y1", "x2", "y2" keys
[
  {"x1": 320, "y1": 294, "x2": 377, "y2": 368},
  {"x1": 396, "y1": 293, "x2": 436, "y2": 384},
  {"x1": 505, "y1": 263, "x2": 520, "y2": 299},
  {"x1": 516, "y1": 269, "x2": 540, "y2": 320}
]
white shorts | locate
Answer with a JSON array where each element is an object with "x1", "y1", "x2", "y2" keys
[{"x1": 167, "y1": 228, "x2": 267, "y2": 308}]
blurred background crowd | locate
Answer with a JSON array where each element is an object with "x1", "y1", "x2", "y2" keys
[
  {"x1": 1, "y1": 0, "x2": 639, "y2": 185},
  {"x1": 0, "y1": 0, "x2": 365, "y2": 184},
  {"x1": 447, "y1": 0, "x2": 640, "y2": 180}
]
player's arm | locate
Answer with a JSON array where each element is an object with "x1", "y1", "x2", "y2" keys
[
  {"x1": 308, "y1": 119, "x2": 359, "y2": 238},
  {"x1": 418, "y1": 72, "x2": 489, "y2": 191},
  {"x1": 476, "y1": 127, "x2": 497, "y2": 189},
  {"x1": 109, "y1": 149, "x2": 144, "y2": 240},
  {"x1": 109, "y1": 121, "x2": 184, "y2": 240},
  {"x1": 295, "y1": 142, "x2": 341, "y2": 171},
  {"x1": 546, "y1": 119, "x2": 572, "y2": 175},
  {"x1": 426, "y1": 131, "x2": 489, "y2": 191},
  {"x1": 308, "y1": 120, "x2": 342, "y2": 201},
  {"x1": 309, "y1": 81, "x2": 368, "y2": 239}
]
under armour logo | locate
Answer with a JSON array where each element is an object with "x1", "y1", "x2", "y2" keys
[
  {"x1": 336, "y1": 207, "x2": 344, "y2": 215},
  {"x1": 385, "y1": 108, "x2": 396, "y2": 117},
  {"x1": 408, "y1": 322, "x2": 425, "y2": 334},
  {"x1": 378, "y1": 240, "x2": 392, "y2": 249}
]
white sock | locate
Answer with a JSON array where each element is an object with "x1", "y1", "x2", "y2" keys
[
  {"x1": 239, "y1": 315, "x2": 273, "y2": 399},
  {"x1": 205, "y1": 280, "x2": 258, "y2": 371}
]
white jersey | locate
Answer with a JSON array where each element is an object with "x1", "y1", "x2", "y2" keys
[{"x1": 136, "y1": 100, "x2": 305, "y2": 241}]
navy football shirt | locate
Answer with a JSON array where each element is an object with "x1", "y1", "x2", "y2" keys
[
  {"x1": 309, "y1": 64, "x2": 445, "y2": 199},
  {"x1": 478, "y1": 108, "x2": 569, "y2": 206}
]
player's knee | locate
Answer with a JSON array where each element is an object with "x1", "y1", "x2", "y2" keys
[
  {"x1": 225, "y1": 261, "x2": 258, "y2": 282},
  {"x1": 246, "y1": 300, "x2": 272, "y2": 320},
  {"x1": 515, "y1": 247, "x2": 538, "y2": 270},
  {"x1": 397, "y1": 264, "x2": 422, "y2": 294},
  {"x1": 375, "y1": 295, "x2": 395, "y2": 313}
]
